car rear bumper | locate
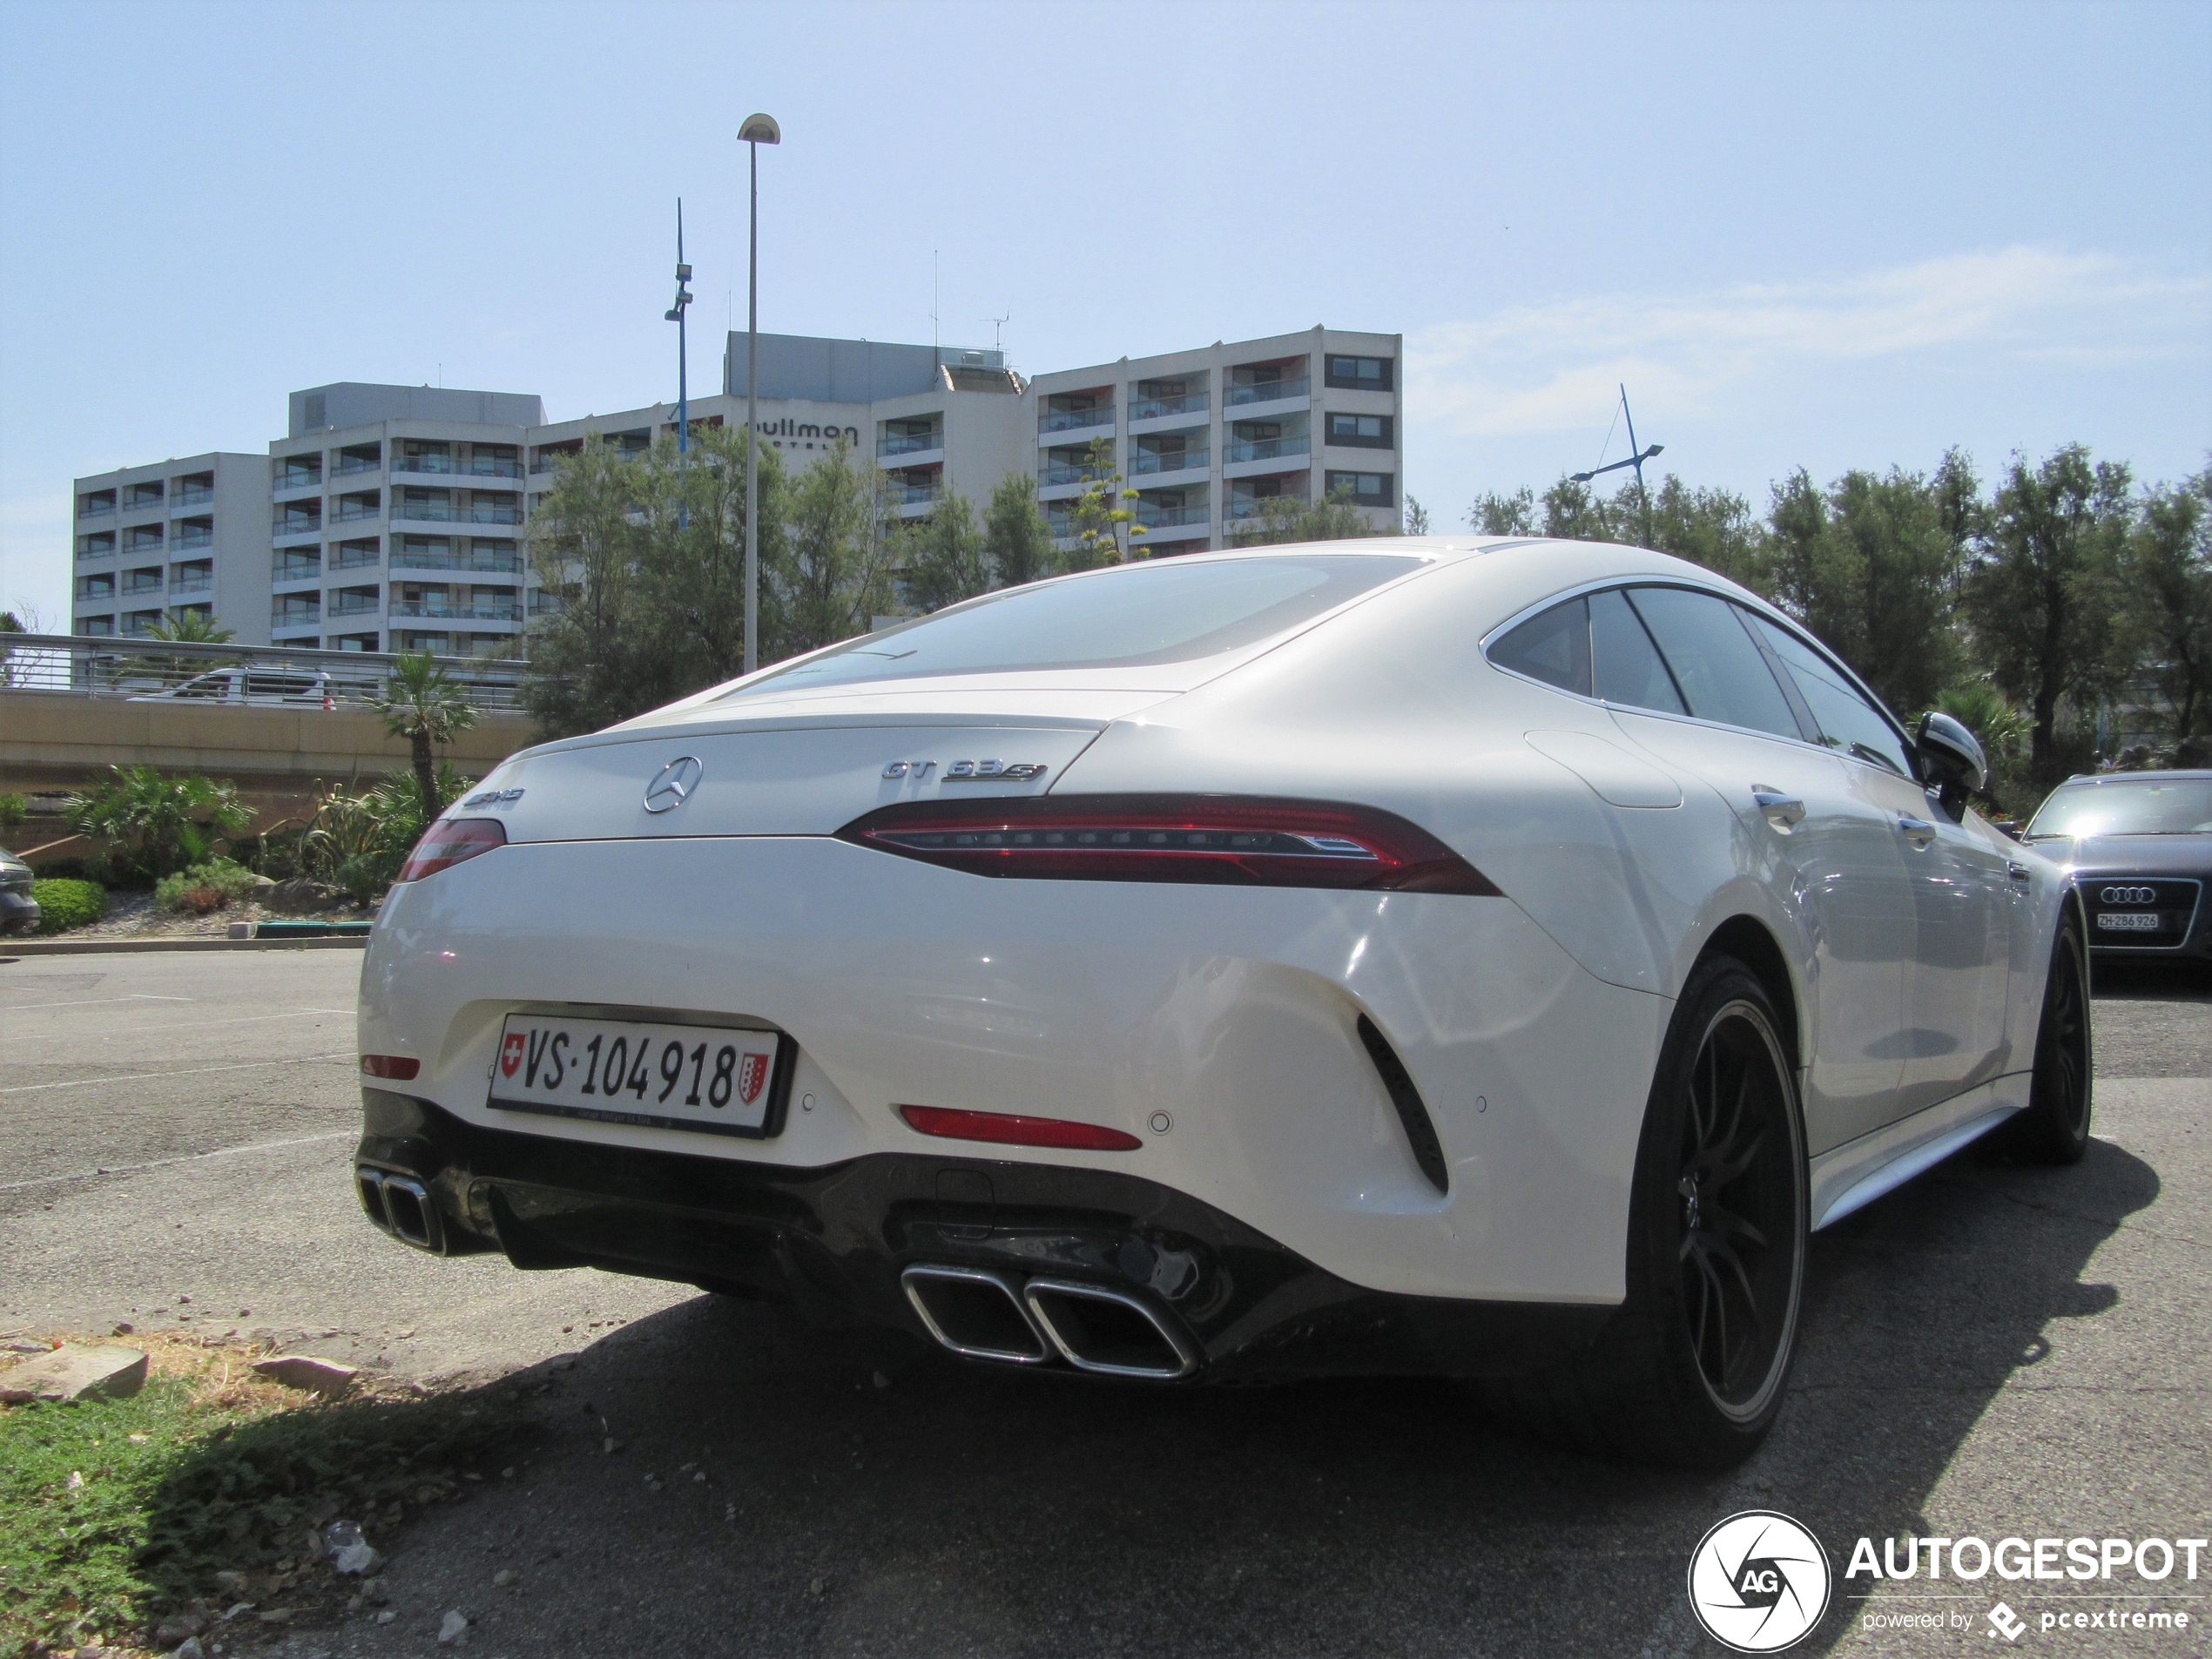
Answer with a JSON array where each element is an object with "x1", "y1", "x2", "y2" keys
[
  {"x1": 357, "y1": 1087, "x2": 1613, "y2": 1382},
  {"x1": 0, "y1": 888, "x2": 38, "y2": 934}
]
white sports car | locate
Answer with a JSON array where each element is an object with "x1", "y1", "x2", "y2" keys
[{"x1": 355, "y1": 536, "x2": 2089, "y2": 1467}]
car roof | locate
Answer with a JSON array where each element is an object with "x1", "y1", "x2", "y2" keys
[{"x1": 2056, "y1": 771, "x2": 2212, "y2": 785}]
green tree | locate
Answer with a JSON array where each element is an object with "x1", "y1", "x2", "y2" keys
[
  {"x1": 1467, "y1": 487, "x2": 1537, "y2": 536},
  {"x1": 1403, "y1": 496, "x2": 1432, "y2": 536},
  {"x1": 1961, "y1": 445, "x2": 2136, "y2": 785},
  {"x1": 644, "y1": 421, "x2": 786, "y2": 697},
  {"x1": 373, "y1": 650, "x2": 481, "y2": 816},
  {"x1": 1060, "y1": 436, "x2": 1145, "y2": 570},
  {"x1": 66, "y1": 765, "x2": 253, "y2": 879},
  {"x1": 773, "y1": 437, "x2": 902, "y2": 658},
  {"x1": 143, "y1": 611, "x2": 236, "y2": 645},
  {"x1": 903, "y1": 490, "x2": 990, "y2": 612},
  {"x1": 1227, "y1": 484, "x2": 1381, "y2": 548},
  {"x1": 2121, "y1": 469, "x2": 2212, "y2": 743},
  {"x1": 523, "y1": 435, "x2": 664, "y2": 735},
  {"x1": 981, "y1": 472, "x2": 1055, "y2": 589}
]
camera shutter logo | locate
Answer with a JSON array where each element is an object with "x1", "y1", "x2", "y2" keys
[
  {"x1": 643, "y1": 756, "x2": 705, "y2": 814},
  {"x1": 1686, "y1": 1511, "x2": 1831, "y2": 1653}
]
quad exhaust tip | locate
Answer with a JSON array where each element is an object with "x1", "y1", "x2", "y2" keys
[
  {"x1": 900, "y1": 1264, "x2": 1198, "y2": 1380},
  {"x1": 356, "y1": 1165, "x2": 444, "y2": 1252}
]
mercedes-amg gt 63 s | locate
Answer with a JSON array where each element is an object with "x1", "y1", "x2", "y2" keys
[{"x1": 355, "y1": 536, "x2": 2090, "y2": 1467}]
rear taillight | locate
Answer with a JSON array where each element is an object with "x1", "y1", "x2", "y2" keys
[
  {"x1": 899, "y1": 1103, "x2": 1143, "y2": 1151},
  {"x1": 395, "y1": 817, "x2": 507, "y2": 883},
  {"x1": 838, "y1": 795, "x2": 1498, "y2": 894},
  {"x1": 361, "y1": 1054, "x2": 421, "y2": 1080}
]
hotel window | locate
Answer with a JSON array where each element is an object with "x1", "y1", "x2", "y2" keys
[
  {"x1": 1326, "y1": 413, "x2": 1393, "y2": 448},
  {"x1": 1325, "y1": 469, "x2": 1396, "y2": 507},
  {"x1": 1325, "y1": 355, "x2": 1394, "y2": 391}
]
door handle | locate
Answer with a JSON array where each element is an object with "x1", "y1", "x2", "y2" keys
[
  {"x1": 1897, "y1": 815, "x2": 1937, "y2": 848},
  {"x1": 1751, "y1": 786, "x2": 1804, "y2": 831},
  {"x1": 2006, "y1": 860, "x2": 2032, "y2": 882}
]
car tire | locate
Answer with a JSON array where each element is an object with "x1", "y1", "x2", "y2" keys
[
  {"x1": 2000, "y1": 907, "x2": 2093, "y2": 1165},
  {"x1": 1485, "y1": 954, "x2": 1808, "y2": 1469}
]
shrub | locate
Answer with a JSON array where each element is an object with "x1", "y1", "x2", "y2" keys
[
  {"x1": 153, "y1": 858, "x2": 263, "y2": 914},
  {"x1": 28, "y1": 856, "x2": 92, "y2": 882},
  {"x1": 30, "y1": 877, "x2": 106, "y2": 934},
  {"x1": 0, "y1": 792, "x2": 25, "y2": 831},
  {"x1": 64, "y1": 766, "x2": 253, "y2": 879}
]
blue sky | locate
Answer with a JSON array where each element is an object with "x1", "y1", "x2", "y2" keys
[{"x1": 3, "y1": 0, "x2": 2207, "y2": 627}]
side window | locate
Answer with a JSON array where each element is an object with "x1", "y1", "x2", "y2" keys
[
  {"x1": 1747, "y1": 614, "x2": 1916, "y2": 776},
  {"x1": 1590, "y1": 588, "x2": 1687, "y2": 714},
  {"x1": 1489, "y1": 596, "x2": 1590, "y2": 696},
  {"x1": 1623, "y1": 586, "x2": 1803, "y2": 738}
]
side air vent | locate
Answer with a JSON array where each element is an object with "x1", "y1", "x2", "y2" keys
[{"x1": 1356, "y1": 1015, "x2": 1449, "y2": 1194}]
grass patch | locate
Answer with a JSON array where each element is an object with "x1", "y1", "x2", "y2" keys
[{"x1": 1, "y1": 1333, "x2": 521, "y2": 1657}]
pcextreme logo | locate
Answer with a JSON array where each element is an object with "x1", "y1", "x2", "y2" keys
[{"x1": 1687, "y1": 1511, "x2": 1833, "y2": 1653}]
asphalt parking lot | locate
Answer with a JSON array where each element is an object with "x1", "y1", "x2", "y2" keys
[{"x1": 1, "y1": 948, "x2": 2206, "y2": 1656}]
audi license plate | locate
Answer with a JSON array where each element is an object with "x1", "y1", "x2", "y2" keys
[
  {"x1": 2097, "y1": 912, "x2": 2161, "y2": 932},
  {"x1": 489, "y1": 1014, "x2": 786, "y2": 1138}
]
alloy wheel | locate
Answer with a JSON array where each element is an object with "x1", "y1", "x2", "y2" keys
[{"x1": 1676, "y1": 1001, "x2": 1802, "y2": 1421}]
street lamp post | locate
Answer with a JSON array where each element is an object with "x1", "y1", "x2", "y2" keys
[
  {"x1": 738, "y1": 112, "x2": 780, "y2": 677},
  {"x1": 665, "y1": 199, "x2": 693, "y2": 459},
  {"x1": 1569, "y1": 383, "x2": 1663, "y2": 548}
]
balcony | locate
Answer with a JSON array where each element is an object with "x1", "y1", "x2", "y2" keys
[
  {"x1": 78, "y1": 496, "x2": 117, "y2": 517},
  {"x1": 273, "y1": 557, "x2": 322, "y2": 584},
  {"x1": 329, "y1": 593, "x2": 382, "y2": 617},
  {"x1": 1224, "y1": 435, "x2": 1310, "y2": 464},
  {"x1": 332, "y1": 543, "x2": 381, "y2": 570},
  {"x1": 75, "y1": 581, "x2": 116, "y2": 603},
  {"x1": 1136, "y1": 501, "x2": 1209, "y2": 529},
  {"x1": 271, "y1": 604, "x2": 322, "y2": 629},
  {"x1": 1226, "y1": 375, "x2": 1310, "y2": 407},
  {"x1": 169, "y1": 574, "x2": 212, "y2": 596},
  {"x1": 273, "y1": 519, "x2": 321, "y2": 543},
  {"x1": 877, "y1": 430, "x2": 943, "y2": 459},
  {"x1": 393, "y1": 501, "x2": 522, "y2": 525},
  {"x1": 1038, "y1": 462, "x2": 1107, "y2": 489},
  {"x1": 333, "y1": 501, "x2": 382, "y2": 524},
  {"x1": 76, "y1": 540, "x2": 116, "y2": 562},
  {"x1": 529, "y1": 451, "x2": 580, "y2": 474},
  {"x1": 393, "y1": 546, "x2": 523, "y2": 574},
  {"x1": 1225, "y1": 494, "x2": 1305, "y2": 523},
  {"x1": 173, "y1": 485, "x2": 215, "y2": 507},
  {"x1": 120, "y1": 612, "x2": 165, "y2": 638},
  {"x1": 462, "y1": 455, "x2": 524, "y2": 479},
  {"x1": 389, "y1": 599, "x2": 523, "y2": 622},
  {"x1": 172, "y1": 528, "x2": 213, "y2": 550},
  {"x1": 334, "y1": 450, "x2": 381, "y2": 476},
  {"x1": 1129, "y1": 390, "x2": 1208, "y2": 421},
  {"x1": 121, "y1": 577, "x2": 166, "y2": 599},
  {"x1": 888, "y1": 482, "x2": 941, "y2": 509},
  {"x1": 1130, "y1": 448, "x2": 1209, "y2": 477},
  {"x1": 123, "y1": 491, "x2": 165, "y2": 514},
  {"x1": 123, "y1": 535, "x2": 165, "y2": 556},
  {"x1": 1040, "y1": 401, "x2": 1113, "y2": 435},
  {"x1": 393, "y1": 452, "x2": 456, "y2": 475}
]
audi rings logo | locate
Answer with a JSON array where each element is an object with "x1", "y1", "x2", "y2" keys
[
  {"x1": 2100, "y1": 886, "x2": 2159, "y2": 907},
  {"x1": 1688, "y1": 1511, "x2": 1832, "y2": 1652},
  {"x1": 643, "y1": 755, "x2": 704, "y2": 814}
]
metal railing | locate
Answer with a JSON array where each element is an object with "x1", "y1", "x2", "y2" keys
[
  {"x1": 393, "y1": 548, "x2": 523, "y2": 574},
  {"x1": 888, "y1": 483, "x2": 941, "y2": 508},
  {"x1": 332, "y1": 502, "x2": 382, "y2": 523},
  {"x1": 0, "y1": 634, "x2": 524, "y2": 707},
  {"x1": 328, "y1": 595, "x2": 381, "y2": 617},
  {"x1": 123, "y1": 494, "x2": 165, "y2": 513},
  {"x1": 273, "y1": 517, "x2": 322, "y2": 539},
  {"x1": 877, "y1": 431, "x2": 943, "y2": 457},
  {"x1": 78, "y1": 499, "x2": 117, "y2": 517},
  {"x1": 1226, "y1": 376, "x2": 1309, "y2": 406},
  {"x1": 172, "y1": 530, "x2": 214, "y2": 550},
  {"x1": 122, "y1": 536, "x2": 165, "y2": 556},
  {"x1": 391, "y1": 455, "x2": 522, "y2": 478},
  {"x1": 392, "y1": 502, "x2": 522, "y2": 525},
  {"x1": 333, "y1": 455, "x2": 381, "y2": 475},
  {"x1": 1038, "y1": 463, "x2": 1105, "y2": 488},
  {"x1": 1136, "y1": 502, "x2": 1209, "y2": 529},
  {"x1": 76, "y1": 543, "x2": 116, "y2": 562},
  {"x1": 169, "y1": 576, "x2": 212, "y2": 596},
  {"x1": 174, "y1": 486, "x2": 215, "y2": 507},
  {"x1": 1225, "y1": 435, "x2": 1310, "y2": 463},
  {"x1": 1129, "y1": 392, "x2": 1208, "y2": 421},
  {"x1": 332, "y1": 545, "x2": 381, "y2": 570},
  {"x1": 1040, "y1": 404, "x2": 1113, "y2": 434},
  {"x1": 272, "y1": 559, "x2": 322, "y2": 583},
  {"x1": 273, "y1": 473, "x2": 322, "y2": 495},
  {"x1": 1130, "y1": 448, "x2": 1208, "y2": 475},
  {"x1": 389, "y1": 600, "x2": 522, "y2": 622},
  {"x1": 272, "y1": 604, "x2": 322, "y2": 627}
]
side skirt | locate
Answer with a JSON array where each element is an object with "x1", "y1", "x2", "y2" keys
[{"x1": 1809, "y1": 1073, "x2": 2032, "y2": 1231}]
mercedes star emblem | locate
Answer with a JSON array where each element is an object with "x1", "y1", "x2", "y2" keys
[{"x1": 643, "y1": 755, "x2": 705, "y2": 813}]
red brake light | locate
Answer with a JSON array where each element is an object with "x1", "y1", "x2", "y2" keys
[
  {"x1": 395, "y1": 817, "x2": 507, "y2": 883},
  {"x1": 839, "y1": 795, "x2": 1499, "y2": 894},
  {"x1": 361, "y1": 1054, "x2": 421, "y2": 1080},
  {"x1": 898, "y1": 1103, "x2": 1143, "y2": 1151}
]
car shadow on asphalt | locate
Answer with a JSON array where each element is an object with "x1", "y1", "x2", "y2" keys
[{"x1": 302, "y1": 1135, "x2": 2161, "y2": 1657}]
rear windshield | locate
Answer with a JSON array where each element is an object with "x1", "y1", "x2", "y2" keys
[
  {"x1": 2026, "y1": 778, "x2": 2212, "y2": 839},
  {"x1": 725, "y1": 554, "x2": 1426, "y2": 696}
]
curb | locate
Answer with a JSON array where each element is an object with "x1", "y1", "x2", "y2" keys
[{"x1": 0, "y1": 934, "x2": 369, "y2": 957}]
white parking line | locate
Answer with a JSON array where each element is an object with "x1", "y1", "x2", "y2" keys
[
  {"x1": 0, "y1": 994, "x2": 194, "y2": 1011},
  {"x1": 0, "y1": 1008, "x2": 354, "y2": 1043},
  {"x1": 0, "y1": 1052, "x2": 355, "y2": 1095},
  {"x1": 0, "y1": 1130, "x2": 357, "y2": 1191}
]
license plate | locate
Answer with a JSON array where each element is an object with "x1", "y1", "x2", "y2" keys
[
  {"x1": 489, "y1": 1014, "x2": 786, "y2": 1138},
  {"x1": 2097, "y1": 912, "x2": 2161, "y2": 932}
]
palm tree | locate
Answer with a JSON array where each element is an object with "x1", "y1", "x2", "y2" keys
[
  {"x1": 132, "y1": 610, "x2": 240, "y2": 686},
  {"x1": 372, "y1": 650, "x2": 480, "y2": 814},
  {"x1": 66, "y1": 765, "x2": 253, "y2": 878}
]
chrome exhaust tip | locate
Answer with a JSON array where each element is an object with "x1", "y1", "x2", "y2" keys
[
  {"x1": 900, "y1": 1264, "x2": 1051, "y2": 1365},
  {"x1": 356, "y1": 1165, "x2": 445, "y2": 1253},
  {"x1": 1022, "y1": 1278, "x2": 1200, "y2": 1379}
]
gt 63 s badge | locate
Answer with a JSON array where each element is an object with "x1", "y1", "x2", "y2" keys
[{"x1": 882, "y1": 759, "x2": 1049, "y2": 782}]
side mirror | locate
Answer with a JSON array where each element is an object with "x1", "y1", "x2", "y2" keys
[{"x1": 1918, "y1": 711, "x2": 1988, "y2": 816}]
